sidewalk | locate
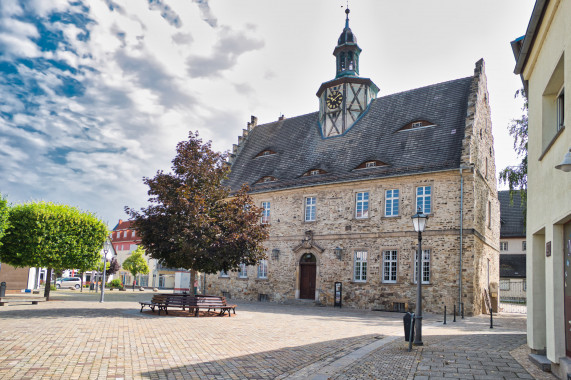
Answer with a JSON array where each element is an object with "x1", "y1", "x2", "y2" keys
[
  {"x1": 0, "y1": 291, "x2": 556, "y2": 379},
  {"x1": 329, "y1": 314, "x2": 555, "y2": 380}
]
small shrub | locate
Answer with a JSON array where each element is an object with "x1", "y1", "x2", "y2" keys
[
  {"x1": 110, "y1": 279, "x2": 122, "y2": 288},
  {"x1": 50, "y1": 285, "x2": 57, "y2": 291}
]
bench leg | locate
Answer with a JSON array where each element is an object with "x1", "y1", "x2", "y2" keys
[
  {"x1": 32, "y1": 301, "x2": 38, "y2": 305},
  {"x1": 0, "y1": 302, "x2": 4, "y2": 306}
]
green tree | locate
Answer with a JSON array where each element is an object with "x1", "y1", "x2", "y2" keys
[
  {"x1": 0, "y1": 202, "x2": 108, "y2": 299},
  {"x1": 126, "y1": 131, "x2": 268, "y2": 291},
  {"x1": 0, "y1": 194, "x2": 9, "y2": 247},
  {"x1": 122, "y1": 247, "x2": 149, "y2": 290},
  {"x1": 499, "y1": 89, "x2": 528, "y2": 211}
]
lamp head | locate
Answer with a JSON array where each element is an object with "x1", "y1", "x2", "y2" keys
[
  {"x1": 555, "y1": 148, "x2": 571, "y2": 172},
  {"x1": 411, "y1": 207, "x2": 428, "y2": 232}
]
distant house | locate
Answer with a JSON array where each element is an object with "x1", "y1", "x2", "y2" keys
[
  {"x1": 498, "y1": 190, "x2": 526, "y2": 301},
  {"x1": 111, "y1": 219, "x2": 181, "y2": 289}
]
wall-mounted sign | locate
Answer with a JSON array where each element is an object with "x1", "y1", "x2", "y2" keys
[{"x1": 546, "y1": 241, "x2": 551, "y2": 257}]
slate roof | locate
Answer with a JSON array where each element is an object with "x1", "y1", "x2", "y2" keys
[
  {"x1": 500, "y1": 254, "x2": 526, "y2": 278},
  {"x1": 226, "y1": 76, "x2": 474, "y2": 193},
  {"x1": 499, "y1": 190, "x2": 526, "y2": 238}
]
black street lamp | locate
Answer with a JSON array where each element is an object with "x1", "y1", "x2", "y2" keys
[
  {"x1": 100, "y1": 238, "x2": 112, "y2": 303},
  {"x1": 411, "y1": 207, "x2": 428, "y2": 346}
]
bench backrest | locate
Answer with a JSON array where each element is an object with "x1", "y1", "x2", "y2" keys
[{"x1": 152, "y1": 294, "x2": 227, "y2": 306}]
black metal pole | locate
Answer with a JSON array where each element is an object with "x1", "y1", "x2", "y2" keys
[
  {"x1": 490, "y1": 306, "x2": 493, "y2": 329},
  {"x1": 408, "y1": 313, "x2": 415, "y2": 352},
  {"x1": 461, "y1": 302, "x2": 464, "y2": 319},
  {"x1": 443, "y1": 306, "x2": 447, "y2": 325},
  {"x1": 413, "y1": 230, "x2": 423, "y2": 346},
  {"x1": 453, "y1": 304, "x2": 456, "y2": 322}
]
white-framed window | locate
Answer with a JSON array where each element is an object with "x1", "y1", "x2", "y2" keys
[
  {"x1": 261, "y1": 201, "x2": 270, "y2": 224},
  {"x1": 522, "y1": 241, "x2": 526, "y2": 251},
  {"x1": 310, "y1": 170, "x2": 320, "y2": 176},
  {"x1": 365, "y1": 161, "x2": 376, "y2": 168},
  {"x1": 500, "y1": 242, "x2": 508, "y2": 251},
  {"x1": 385, "y1": 189, "x2": 399, "y2": 217},
  {"x1": 499, "y1": 280, "x2": 510, "y2": 291},
  {"x1": 258, "y1": 259, "x2": 268, "y2": 279},
  {"x1": 412, "y1": 121, "x2": 423, "y2": 128},
  {"x1": 382, "y1": 250, "x2": 398, "y2": 283},
  {"x1": 305, "y1": 197, "x2": 316, "y2": 222},
  {"x1": 354, "y1": 251, "x2": 367, "y2": 282},
  {"x1": 416, "y1": 186, "x2": 431, "y2": 214},
  {"x1": 413, "y1": 249, "x2": 430, "y2": 284},
  {"x1": 220, "y1": 270, "x2": 229, "y2": 278},
  {"x1": 238, "y1": 263, "x2": 247, "y2": 278},
  {"x1": 557, "y1": 88, "x2": 565, "y2": 131},
  {"x1": 117, "y1": 231, "x2": 121, "y2": 238},
  {"x1": 132, "y1": 231, "x2": 136, "y2": 238},
  {"x1": 355, "y1": 192, "x2": 369, "y2": 219}
]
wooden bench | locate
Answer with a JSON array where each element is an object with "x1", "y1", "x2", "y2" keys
[
  {"x1": 140, "y1": 294, "x2": 236, "y2": 317},
  {"x1": 186, "y1": 296, "x2": 237, "y2": 317},
  {"x1": 0, "y1": 296, "x2": 47, "y2": 306}
]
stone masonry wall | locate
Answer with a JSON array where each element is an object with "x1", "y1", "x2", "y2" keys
[{"x1": 206, "y1": 170, "x2": 495, "y2": 316}]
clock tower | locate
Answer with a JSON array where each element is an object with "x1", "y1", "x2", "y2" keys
[{"x1": 316, "y1": 8, "x2": 379, "y2": 138}]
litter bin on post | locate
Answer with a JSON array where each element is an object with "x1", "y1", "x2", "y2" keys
[
  {"x1": 0, "y1": 282, "x2": 6, "y2": 297},
  {"x1": 89, "y1": 282, "x2": 95, "y2": 291},
  {"x1": 403, "y1": 312, "x2": 415, "y2": 342}
]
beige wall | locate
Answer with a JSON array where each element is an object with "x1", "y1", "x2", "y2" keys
[{"x1": 521, "y1": 0, "x2": 571, "y2": 365}]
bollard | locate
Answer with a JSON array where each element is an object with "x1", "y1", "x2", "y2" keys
[
  {"x1": 443, "y1": 306, "x2": 447, "y2": 325},
  {"x1": 461, "y1": 302, "x2": 464, "y2": 319},
  {"x1": 453, "y1": 304, "x2": 456, "y2": 322},
  {"x1": 490, "y1": 306, "x2": 493, "y2": 329},
  {"x1": 0, "y1": 282, "x2": 6, "y2": 297}
]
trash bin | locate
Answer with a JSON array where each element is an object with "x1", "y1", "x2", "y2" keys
[
  {"x1": 0, "y1": 282, "x2": 6, "y2": 297},
  {"x1": 89, "y1": 283, "x2": 95, "y2": 291},
  {"x1": 403, "y1": 312, "x2": 415, "y2": 342}
]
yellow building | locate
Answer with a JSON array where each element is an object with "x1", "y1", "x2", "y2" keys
[{"x1": 512, "y1": 0, "x2": 571, "y2": 376}]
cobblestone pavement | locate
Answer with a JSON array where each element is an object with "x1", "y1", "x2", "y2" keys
[{"x1": 0, "y1": 290, "x2": 555, "y2": 379}]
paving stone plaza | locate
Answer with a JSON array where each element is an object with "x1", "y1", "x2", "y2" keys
[{"x1": 0, "y1": 290, "x2": 556, "y2": 379}]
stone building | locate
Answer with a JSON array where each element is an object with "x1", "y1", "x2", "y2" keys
[{"x1": 206, "y1": 10, "x2": 500, "y2": 316}]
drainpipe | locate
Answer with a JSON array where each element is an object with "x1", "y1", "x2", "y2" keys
[{"x1": 458, "y1": 164, "x2": 473, "y2": 316}]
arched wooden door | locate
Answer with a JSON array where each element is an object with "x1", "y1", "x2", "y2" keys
[{"x1": 299, "y1": 253, "x2": 316, "y2": 299}]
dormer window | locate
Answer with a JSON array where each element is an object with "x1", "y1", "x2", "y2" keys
[
  {"x1": 255, "y1": 176, "x2": 278, "y2": 184},
  {"x1": 302, "y1": 169, "x2": 327, "y2": 177},
  {"x1": 255, "y1": 149, "x2": 277, "y2": 158},
  {"x1": 354, "y1": 160, "x2": 388, "y2": 170},
  {"x1": 398, "y1": 120, "x2": 435, "y2": 132}
]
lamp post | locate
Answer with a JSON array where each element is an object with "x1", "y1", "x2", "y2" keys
[
  {"x1": 100, "y1": 238, "x2": 111, "y2": 303},
  {"x1": 411, "y1": 207, "x2": 428, "y2": 346}
]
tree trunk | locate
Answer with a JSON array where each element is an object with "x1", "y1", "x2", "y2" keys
[
  {"x1": 190, "y1": 270, "x2": 196, "y2": 295},
  {"x1": 44, "y1": 268, "x2": 52, "y2": 300}
]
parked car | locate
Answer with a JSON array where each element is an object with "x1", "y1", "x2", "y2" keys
[{"x1": 56, "y1": 277, "x2": 82, "y2": 289}]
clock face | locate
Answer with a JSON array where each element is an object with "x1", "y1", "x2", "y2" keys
[{"x1": 326, "y1": 90, "x2": 343, "y2": 109}]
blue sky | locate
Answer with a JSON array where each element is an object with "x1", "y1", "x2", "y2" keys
[{"x1": 0, "y1": 0, "x2": 534, "y2": 226}]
